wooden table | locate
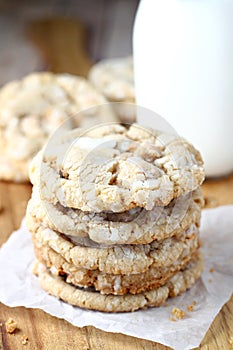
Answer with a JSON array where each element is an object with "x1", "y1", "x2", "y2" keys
[{"x1": 0, "y1": 17, "x2": 233, "y2": 350}]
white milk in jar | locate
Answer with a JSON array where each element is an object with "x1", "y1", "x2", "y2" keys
[{"x1": 133, "y1": 0, "x2": 233, "y2": 177}]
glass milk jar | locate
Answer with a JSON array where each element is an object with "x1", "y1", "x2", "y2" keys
[{"x1": 133, "y1": 0, "x2": 233, "y2": 177}]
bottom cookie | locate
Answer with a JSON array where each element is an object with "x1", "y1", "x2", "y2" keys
[{"x1": 34, "y1": 252, "x2": 203, "y2": 312}]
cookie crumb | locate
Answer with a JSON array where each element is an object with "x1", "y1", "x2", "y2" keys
[
  {"x1": 169, "y1": 317, "x2": 177, "y2": 322},
  {"x1": 187, "y1": 300, "x2": 197, "y2": 312},
  {"x1": 208, "y1": 278, "x2": 212, "y2": 283},
  {"x1": 187, "y1": 304, "x2": 194, "y2": 312},
  {"x1": 21, "y1": 334, "x2": 28, "y2": 345},
  {"x1": 209, "y1": 268, "x2": 214, "y2": 273},
  {"x1": 5, "y1": 318, "x2": 17, "y2": 334},
  {"x1": 170, "y1": 307, "x2": 185, "y2": 320}
]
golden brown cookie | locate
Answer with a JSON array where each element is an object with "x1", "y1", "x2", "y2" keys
[
  {"x1": 32, "y1": 233, "x2": 200, "y2": 295},
  {"x1": 27, "y1": 213, "x2": 200, "y2": 275},
  {"x1": 27, "y1": 185, "x2": 203, "y2": 245},
  {"x1": 34, "y1": 252, "x2": 203, "y2": 312}
]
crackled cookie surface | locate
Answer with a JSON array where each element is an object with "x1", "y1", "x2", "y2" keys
[
  {"x1": 34, "y1": 240, "x2": 199, "y2": 295},
  {"x1": 30, "y1": 123, "x2": 204, "y2": 213},
  {"x1": 0, "y1": 72, "x2": 116, "y2": 182},
  {"x1": 27, "y1": 186, "x2": 203, "y2": 244},
  {"x1": 34, "y1": 253, "x2": 203, "y2": 312},
  {"x1": 28, "y1": 214, "x2": 200, "y2": 275}
]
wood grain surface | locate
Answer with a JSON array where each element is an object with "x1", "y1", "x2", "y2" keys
[{"x1": 0, "y1": 16, "x2": 233, "y2": 350}]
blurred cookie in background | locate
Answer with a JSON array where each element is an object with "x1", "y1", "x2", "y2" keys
[
  {"x1": 0, "y1": 72, "x2": 117, "y2": 182},
  {"x1": 89, "y1": 57, "x2": 136, "y2": 123}
]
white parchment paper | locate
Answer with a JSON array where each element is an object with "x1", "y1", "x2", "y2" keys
[{"x1": 0, "y1": 206, "x2": 233, "y2": 350}]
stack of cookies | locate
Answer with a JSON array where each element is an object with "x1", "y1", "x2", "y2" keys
[{"x1": 26, "y1": 123, "x2": 205, "y2": 312}]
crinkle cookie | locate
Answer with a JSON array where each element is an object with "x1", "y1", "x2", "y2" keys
[
  {"x1": 0, "y1": 72, "x2": 116, "y2": 182},
  {"x1": 27, "y1": 186, "x2": 203, "y2": 245},
  {"x1": 88, "y1": 57, "x2": 135, "y2": 123},
  {"x1": 27, "y1": 215, "x2": 200, "y2": 275},
  {"x1": 30, "y1": 123, "x2": 204, "y2": 213},
  {"x1": 33, "y1": 235, "x2": 199, "y2": 295},
  {"x1": 34, "y1": 252, "x2": 203, "y2": 312}
]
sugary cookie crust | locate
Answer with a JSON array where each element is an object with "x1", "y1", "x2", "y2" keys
[
  {"x1": 27, "y1": 213, "x2": 200, "y2": 275},
  {"x1": 34, "y1": 252, "x2": 203, "y2": 312},
  {"x1": 30, "y1": 124, "x2": 204, "y2": 213},
  {"x1": 33, "y1": 238, "x2": 200, "y2": 295},
  {"x1": 0, "y1": 72, "x2": 116, "y2": 182},
  {"x1": 27, "y1": 185, "x2": 203, "y2": 245}
]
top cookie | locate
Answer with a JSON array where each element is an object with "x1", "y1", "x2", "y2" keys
[
  {"x1": 30, "y1": 123, "x2": 204, "y2": 213},
  {"x1": 88, "y1": 57, "x2": 135, "y2": 104},
  {"x1": 0, "y1": 72, "x2": 116, "y2": 182}
]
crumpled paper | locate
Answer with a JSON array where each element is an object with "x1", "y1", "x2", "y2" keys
[{"x1": 0, "y1": 205, "x2": 232, "y2": 350}]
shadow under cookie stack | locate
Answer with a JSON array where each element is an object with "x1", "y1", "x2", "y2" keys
[{"x1": 26, "y1": 123, "x2": 205, "y2": 312}]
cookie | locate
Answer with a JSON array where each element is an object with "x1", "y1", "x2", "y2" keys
[
  {"x1": 0, "y1": 72, "x2": 116, "y2": 182},
  {"x1": 34, "y1": 252, "x2": 203, "y2": 312},
  {"x1": 30, "y1": 123, "x2": 204, "y2": 213},
  {"x1": 33, "y1": 237, "x2": 199, "y2": 295},
  {"x1": 27, "y1": 214, "x2": 200, "y2": 275},
  {"x1": 88, "y1": 57, "x2": 135, "y2": 123},
  {"x1": 27, "y1": 185, "x2": 203, "y2": 245}
]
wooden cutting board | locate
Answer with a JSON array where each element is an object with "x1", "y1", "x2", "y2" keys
[{"x1": 0, "y1": 17, "x2": 233, "y2": 350}]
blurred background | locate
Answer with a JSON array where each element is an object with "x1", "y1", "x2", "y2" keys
[{"x1": 0, "y1": 0, "x2": 139, "y2": 85}]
